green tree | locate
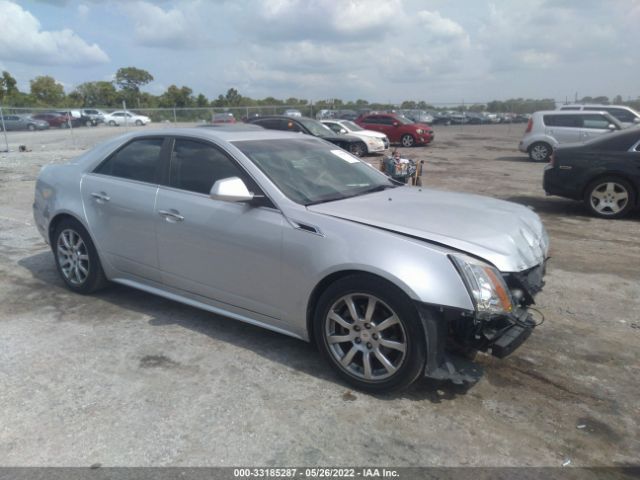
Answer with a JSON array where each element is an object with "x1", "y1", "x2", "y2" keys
[
  {"x1": 30, "y1": 75, "x2": 65, "y2": 106},
  {"x1": 159, "y1": 85, "x2": 194, "y2": 108},
  {"x1": 71, "y1": 81, "x2": 119, "y2": 107},
  {"x1": 114, "y1": 67, "x2": 154, "y2": 106},
  {"x1": 196, "y1": 93, "x2": 208, "y2": 107},
  {"x1": 224, "y1": 88, "x2": 242, "y2": 106},
  {"x1": 0, "y1": 71, "x2": 18, "y2": 103}
]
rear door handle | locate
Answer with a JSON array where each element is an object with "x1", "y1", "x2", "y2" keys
[
  {"x1": 158, "y1": 209, "x2": 184, "y2": 222},
  {"x1": 90, "y1": 192, "x2": 110, "y2": 203}
]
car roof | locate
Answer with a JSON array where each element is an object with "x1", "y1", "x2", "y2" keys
[
  {"x1": 560, "y1": 104, "x2": 634, "y2": 109},
  {"x1": 111, "y1": 127, "x2": 315, "y2": 143},
  {"x1": 535, "y1": 110, "x2": 610, "y2": 115}
]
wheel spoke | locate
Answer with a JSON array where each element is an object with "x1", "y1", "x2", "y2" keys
[
  {"x1": 57, "y1": 245, "x2": 71, "y2": 256},
  {"x1": 379, "y1": 338, "x2": 406, "y2": 353},
  {"x1": 376, "y1": 314, "x2": 399, "y2": 331},
  {"x1": 61, "y1": 233, "x2": 71, "y2": 249},
  {"x1": 364, "y1": 297, "x2": 376, "y2": 323},
  {"x1": 340, "y1": 346, "x2": 358, "y2": 367},
  {"x1": 605, "y1": 183, "x2": 615, "y2": 194},
  {"x1": 613, "y1": 191, "x2": 628, "y2": 202},
  {"x1": 374, "y1": 349, "x2": 397, "y2": 374},
  {"x1": 362, "y1": 352, "x2": 373, "y2": 379},
  {"x1": 329, "y1": 312, "x2": 351, "y2": 329},
  {"x1": 327, "y1": 334, "x2": 352, "y2": 344},
  {"x1": 591, "y1": 190, "x2": 606, "y2": 200},
  {"x1": 78, "y1": 254, "x2": 89, "y2": 261},
  {"x1": 345, "y1": 296, "x2": 360, "y2": 321},
  {"x1": 78, "y1": 263, "x2": 88, "y2": 276}
]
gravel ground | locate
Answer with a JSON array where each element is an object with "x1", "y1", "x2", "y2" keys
[{"x1": 0, "y1": 123, "x2": 638, "y2": 468}]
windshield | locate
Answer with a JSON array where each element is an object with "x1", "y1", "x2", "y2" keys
[
  {"x1": 342, "y1": 121, "x2": 363, "y2": 131},
  {"x1": 233, "y1": 138, "x2": 395, "y2": 205},
  {"x1": 298, "y1": 118, "x2": 335, "y2": 136}
]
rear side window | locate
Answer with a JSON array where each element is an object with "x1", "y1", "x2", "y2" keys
[
  {"x1": 94, "y1": 138, "x2": 164, "y2": 184},
  {"x1": 581, "y1": 114, "x2": 612, "y2": 129},
  {"x1": 169, "y1": 139, "x2": 247, "y2": 195},
  {"x1": 254, "y1": 118, "x2": 287, "y2": 130},
  {"x1": 605, "y1": 108, "x2": 636, "y2": 123},
  {"x1": 543, "y1": 115, "x2": 581, "y2": 127}
]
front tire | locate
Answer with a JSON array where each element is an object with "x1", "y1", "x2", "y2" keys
[
  {"x1": 584, "y1": 176, "x2": 635, "y2": 219},
  {"x1": 401, "y1": 134, "x2": 415, "y2": 147},
  {"x1": 314, "y1": 274, "x2": 426, "y2": 392},
  {"x1": 53, "y1": 218, "x2": 108, "y2": 294},
  {"x1": 528, "y1": 142, "x2": 552, "y2": 162},
  {"x1": 135, "y1": 120, "x2": 143, "y2": 126},
  {"x1": 108, "y1": 120, "x2": 116, "y2": 126},
  {"x1": 28, "y1": 124, "x2": 36, "y2": 131}
]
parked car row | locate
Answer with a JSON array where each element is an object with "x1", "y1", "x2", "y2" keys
[{"x1": 1, "y1": 109, "x2": 151, "y2": 131}]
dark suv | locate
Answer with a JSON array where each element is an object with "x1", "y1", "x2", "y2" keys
[
  {"x1": 247, "y1": 116, "x2": 368, "y2": 156},
  {"x1": 355, "y1": 113, "x2": 434, "y2": 147}
]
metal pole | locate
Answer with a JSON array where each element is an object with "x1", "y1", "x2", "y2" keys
[
  {"x1": 67, "y1": 109, "x2": 75, "y2": 147},
  {"x1": 0, "y1": 105, "x2": 9, "y2": 152},
  {"x1": 173, "y1": 106, "x2": 177, "y2": 123},
  {"x1": 123, "y1": 100, "x2": 128, "y2": 131}
]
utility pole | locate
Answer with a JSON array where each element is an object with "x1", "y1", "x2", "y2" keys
[{"x1": 0, "y1": 105, "x2": 9, "y2": 152}]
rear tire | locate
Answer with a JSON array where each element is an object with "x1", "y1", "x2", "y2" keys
[
  {"x1": 108, "y1": 120, "x2": 116, "y2": 126},
  {"x1": 53, "y1": 218, "x2": 108, "y2": 294},
  {"x1": 584, "y1": 176, "x2": 635, "y2": 219},
  {"x1": 528, "y1": 142, "x2": 552, "y2": 162},
  {"x1": 28, "y1": 124, "x2": 36, "y2": 131},
  {"x1": 314, "y1": 274, "x2": 426, "y2": 393}
]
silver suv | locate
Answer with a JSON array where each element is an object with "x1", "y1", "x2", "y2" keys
[
  {"x1": 518, "y1": 110, "x2": 622, "y2": 161},
  {"x1": 558, "y1": 104, "x2": 640, "y2": 127}
]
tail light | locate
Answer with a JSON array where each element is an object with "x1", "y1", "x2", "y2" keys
[{"x1": 525, "y1": 118, "x2": 533, "y2": 133}]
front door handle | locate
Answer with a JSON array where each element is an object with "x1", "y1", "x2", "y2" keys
[
  {"x1": 91, "y1": 192, "x2": 110, "y2": 203},
  {"x1": 158, "y1": 209, "x2": 185, "y2": 222}
]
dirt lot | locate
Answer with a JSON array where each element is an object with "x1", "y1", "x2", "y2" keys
[{"x1": 0, "y1": 124, "x2": 638, "y2": 468}]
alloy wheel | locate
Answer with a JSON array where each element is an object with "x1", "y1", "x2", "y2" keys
[
  {"x1": 56, "y1": 229, "x2": 90, "y2": 285},
  {"x1": 401, "y1": 135, "x2": 415, "y2": 147},
  {"x1": 589, "y1": 182, "x2": 629, "y2": 216},
  {"x1": 324, "y1": 293, "x2": 407, "y2": 381},
  {"x1": 529, "y1": 144, "x2": 549, "y2": 161}
]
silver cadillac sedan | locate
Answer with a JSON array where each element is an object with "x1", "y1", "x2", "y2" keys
[{"x1": 33, "y1": 128, "x2": 549, "y2": 392}]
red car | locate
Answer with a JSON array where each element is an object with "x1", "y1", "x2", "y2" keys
[
  {"x1": 32, "y1": 112, "x2": 72, "y2": 128},
  {"x1": 355, "y1": 113, "x2": 434, "y2": 147}
]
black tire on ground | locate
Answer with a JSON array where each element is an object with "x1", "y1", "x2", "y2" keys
[
  {"x1": 52, "y1": 218, "x2": 108, "y2": 294},
  {"x1": 108, "y1": 120, "x2": 116, "y2": 126},
  {"x1": 528, "y1": 142, "x2": 552, "y2": 162},
  {"x1": 135, "y1": 120, "x2": 143, "y2": 126},
  {"x1": 313, "y1": 273, "x2": 427, "y2": 393},
  {"x1": 401, "y1": 134, "x2": 415, "y2": 147},
  {"x1": 85, "y1": 120, "x2": 93, "y2": 127},
  {"x1": 28, "y1": 124, "x2": 36, "y2": 131},
  {"x1": 583, "y1": 176, "x2": 636, "y2": 219}
]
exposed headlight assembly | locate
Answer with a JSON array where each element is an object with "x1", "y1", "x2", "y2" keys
[
  {"x1": 450, "y1": 254, "x2": 513, "y2": 315},
  {"x1": 416, "y1": 128, "x2": 424, "y2": 134}
]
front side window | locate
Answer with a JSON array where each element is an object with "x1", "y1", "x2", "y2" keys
[
  {"x1": 324, "y1": 122, "x2": 342, "y2": 133},
  {"x1": 581, "y1": 114, "x2": 612, "y2": 129},
  {"x1": 94, "y1": 138, "x2": 164, "y2": 184},
  {"x1": 169, "y1": 139, "x2": 247, "y2": 195}
]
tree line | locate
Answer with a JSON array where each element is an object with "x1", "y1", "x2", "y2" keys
[{"x1": 1, "y1": 66, "x2": 638, "y2": 114}]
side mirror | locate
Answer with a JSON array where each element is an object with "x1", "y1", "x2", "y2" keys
[
  {"x1": 339, "y1": 128, "x2": 347, "y2": 134},
  {"x1": 633, "y1": 118, "x2": 640, "y2": 124},
  {"x1": 392, "y1": 121, "x2": 399, "y2": 127},
  {"x1": 607, "y1": 123, "x2": 617, "y2": 130},
  {"x1": 210, "y1": 177, "x2": 254, "y2": 202}
]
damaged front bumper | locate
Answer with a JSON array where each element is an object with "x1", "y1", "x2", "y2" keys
[{"x1": 418, "y1": 261, "x2": 546, "y2": 384}]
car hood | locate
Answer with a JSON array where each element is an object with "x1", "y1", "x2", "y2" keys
[
  {"x1": 357, "y1": 130, "x2": 387, "y2": 139},
  {"x1": 307, "y1": 187, "x2": 548, "y2": 272}
]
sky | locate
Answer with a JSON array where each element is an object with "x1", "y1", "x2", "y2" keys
[{"x1": 0, "y1": 0, "x2": 638, "y2": 104}]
